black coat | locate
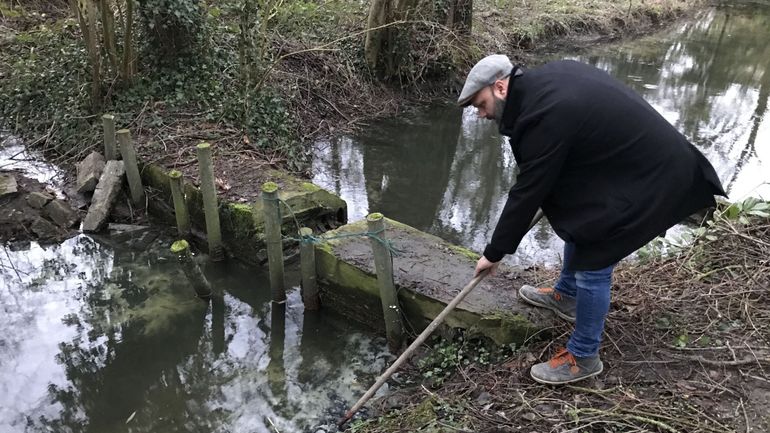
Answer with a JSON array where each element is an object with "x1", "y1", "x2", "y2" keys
[{"x1": 483, "y1": 60, "x2": 726, "y2": 270}]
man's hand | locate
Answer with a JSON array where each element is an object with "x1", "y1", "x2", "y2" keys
[{"x1": 474, "y1": 256, "x2": 500, "y2": 277}]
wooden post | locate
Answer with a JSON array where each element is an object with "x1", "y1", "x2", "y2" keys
[
  {"x1": 262, "y1": 182, "x2": 285, "y2": 302},
  {"x1": 299, "y1": 227, "x2": 319, "y2": 310},
  {"x1": 196, "y1": 142, "x2": 224, "y2": 262},
  {"x1": 101, "y1": 114, "x2": 117, "y2": 161},
  {"x1": 168, "y1": 170, "x2": 191, "y2": 237},
  {"x1": 366, "y1": 212, "x2": 403, "y2": 352},
  {"x1": 170, "y1": 240, "x2": 213, "y2": 298},
  {"x1": 267, "y1": 301, "x2": 287, "y2": 400},
  {"x1": 116, "y1": 129, "x2": 145, "y2": 205}
]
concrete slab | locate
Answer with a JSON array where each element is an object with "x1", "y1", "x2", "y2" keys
[
  {"x1": 76, "y1": 151, "x2": 106, "y2": 193},
  {"x1": 83, "y1": 160, "x2": 125, "y2": 232},
  {"x1": 315, "y1": 218, "x2": 554, "y2": 345},
  {"x1": 0, "y1": 173, "x2": 18, "y2": 198}
]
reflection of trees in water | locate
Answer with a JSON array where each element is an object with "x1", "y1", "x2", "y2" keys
[
  {"x1": 728, "y1": 51, "x2": 769, "y2": 194},
  {"x1": 312, "y1": 138, "x2": 370, "y2": 221},
  {"x1": 34, "y1": 241, "x2": 216, "y2": 433},
  {"x1": 361, "y1": 106, "x2": 463, "y2": 230},
  {"x1": 580, "y1": 6, "x2": 770, "y2": 196},
  {"x1": 431, "y1": 110, "x2": 513, "y2": 249}
]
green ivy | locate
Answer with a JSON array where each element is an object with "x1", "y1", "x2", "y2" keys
[{"x1": 0, "y1": 8, "x2": 301, "y2": 167}]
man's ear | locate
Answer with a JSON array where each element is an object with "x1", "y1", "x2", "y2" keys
[{"x1": 494, "y1": 79, "x2": 507, "y2": 98}]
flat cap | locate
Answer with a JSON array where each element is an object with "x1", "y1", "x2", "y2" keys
[{"x1": 457, "y1": 54, "x2": 513, "y2": 107}]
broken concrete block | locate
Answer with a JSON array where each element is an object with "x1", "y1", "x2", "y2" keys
[
  {"x1": 82, "y1": 160, "x2": 125, "y2": 232},
  {"x1": 31, "y1": 217, "x2": 62, "y2": 241},
  {"x1": 76, "y1": 151, "x2": 106, "y2": 193},
  {"x1": 0, "y1": 173, "x2": 18, "y2": 198},
  {"x1": 44, "y1": 199, "x2": 79, "y2": 228},
  {"x1": 26, "y1": 191, "x2": 54, "y2": 209}
]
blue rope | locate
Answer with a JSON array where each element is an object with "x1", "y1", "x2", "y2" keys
[{"x1": 263, "y1": 196, "x2": 402, "y2": 256}]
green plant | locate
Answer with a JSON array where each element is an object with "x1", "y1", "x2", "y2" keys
[
  {"x1": 137, "y1": 0, "x2": 207, "y2": 65},
  {"x1": 416, "y1": 334, "x2": 504, "y2": 386}
]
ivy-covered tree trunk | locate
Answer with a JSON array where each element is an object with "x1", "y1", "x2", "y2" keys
[
  {"x1": 363, "y1": 0, "x2": 417, "y2": 76},
  {"x1": 123, "y1": 0, "x2": 137, "y2": 81},
  {"x1": 446, "y1": 0, "x2": 472, "y2": 34},
  {"x1": 71, "y1": 0, "x2": 102, "y2": 111},
  {"x1": 136, "y1": 0, "x2": 205, "y2": 66},
  {"x1": 364, "y1": 0, "x2": 389, "y2": 72}
]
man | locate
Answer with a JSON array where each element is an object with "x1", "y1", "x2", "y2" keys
[{"x1": 458, "y1": 55, "x2": 726, "y2": 385}]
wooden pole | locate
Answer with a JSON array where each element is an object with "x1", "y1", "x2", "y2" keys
[
  {"x1": 338, "y1": 210, "x2": 546, "y2": 427},
  {"x1": 168, "y1": 170, "x2": 190, "y2": 238},
  {"x1": 262, "y1": 182, "x2": 285, "y2": 303},
  {"x1": 366, "y1": 212, "x2": 403, "y2": 352},
  {"x1": 101, "y1": 114, "x2": 117, "y2": 161},
  {"x1": 196, "y1": 142, "x2": 224, "y2": 262},
  {"x1": 170, "y1": 239, "x2": 213, "y2": 298},
  {"x1": 299, "y1": 227, "x2": 319, "y2": 310},
  {"x1": 267, "y1": 301, "x2": 287, "y2": 400},
  {"x1": 339, "y1": 269, "x2": 489, "y2": 427},
  {"x1": 116, "y1": 129, "x2": 144, "y2": 205}
]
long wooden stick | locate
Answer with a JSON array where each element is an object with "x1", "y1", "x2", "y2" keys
[{"x1": 338, "y1": 209, "x2": 544, "y2": 427}]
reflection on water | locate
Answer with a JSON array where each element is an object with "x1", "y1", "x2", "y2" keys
[
  {"x1": 312, "y1": 3, "x2": 770, "y2": 267},
  {"x1": 1, "y1": 134, "x2": 65, "y2": 196},
  {"x1": 0, "y1": 235, "x2": 388, "y2": 433},
  {"x1": 575, "y1": 6, "x2": 770, "y2": 201}
]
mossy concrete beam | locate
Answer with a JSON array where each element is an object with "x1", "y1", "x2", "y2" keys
[
  {"x1": 314, "y1": 218, "x2": 552, "y2": 346},
  {"x1": 140, "y1": 163, "x2": 347, "y2": 263}
]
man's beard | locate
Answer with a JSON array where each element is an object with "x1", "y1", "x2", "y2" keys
[{"x1": 494, "y1": 96, "x2": 506, "y2": 126}]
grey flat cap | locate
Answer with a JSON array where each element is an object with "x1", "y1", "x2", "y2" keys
[{"x1": 457, "y1": 54, "x2": 513, "y2": 107}]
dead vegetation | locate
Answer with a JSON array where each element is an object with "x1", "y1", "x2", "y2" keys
[{"x1": 352, "y1": 206, "x2": 770, "y2": 432}]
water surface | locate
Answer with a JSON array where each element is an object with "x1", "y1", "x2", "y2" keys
[{"x1": 0, "y1": 234, "x2": 388, "y2": 432}]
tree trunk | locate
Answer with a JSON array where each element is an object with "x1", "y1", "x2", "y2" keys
[
  {"x1": 445, "y1": 0, "x2": 472, "y2": 34},
  {"x1": 364, "y1": 0, "x2": 389, "y2": 71},
  {"x1": 98, "y1": 0, "x2": 119, "y2": 75},
  {"x1": 71, "y1": 0, "x2": 102, "y2": 111},
  {"x1": 122, "y1": 0, "x2": 136, "y2": 82}
]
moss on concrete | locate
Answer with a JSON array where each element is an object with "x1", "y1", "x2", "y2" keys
[
  {"x1": 139, "y1": 162, "x2": 346, "y2": 264},
  {"x1": 170, "y1": 240, "x2": 189, "y2": 254},
  {"x1": 301, "y1": 182, "x2": 321, "y2": 192},
  {"x1": 314, "y1": 217, "x2": 550, "y2": 345},
  {"x1": 447, "y1": 244, "x2": 481, "y2": 261},
  {"x1": 262, "y1": 182, "x2": 279, "y2": 193}
]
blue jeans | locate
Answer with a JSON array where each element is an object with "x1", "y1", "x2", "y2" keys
[{"x1": 554, "y1": 242, "x2": 616, "y2": 358}]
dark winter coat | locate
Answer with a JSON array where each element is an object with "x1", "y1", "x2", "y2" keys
[{"x1": 483, "y1": 60, "x2": 726, "y2": 270}]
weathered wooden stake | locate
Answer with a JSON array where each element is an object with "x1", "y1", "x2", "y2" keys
[
  {"x1": 261, "y1": 182, "x2": 286, "y2": 302},
  {"x1": 299, "y1": 227, "x2": 320, "y2": 310},
  {"x1": 267, "y1": 301, "x2": 287, "y2": 399},
  {"x1": 101, "y1": 114, "x2": 117, "y2": 161},
  {"x1": 366, "y1": 212, "x2": 403, "y2": 352},
  {"x1": 170, "y1": 239, "x2": 213, "y2": 298},
  {"x1": 116, "y1": 129, "x2": 145, "y2": 205},
  {"x1": 168, "y1": 170, "x2": 191, "y2": 237},
  {"x1": 196, "y1": 142, "x2": 224, "y2": 262}
]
